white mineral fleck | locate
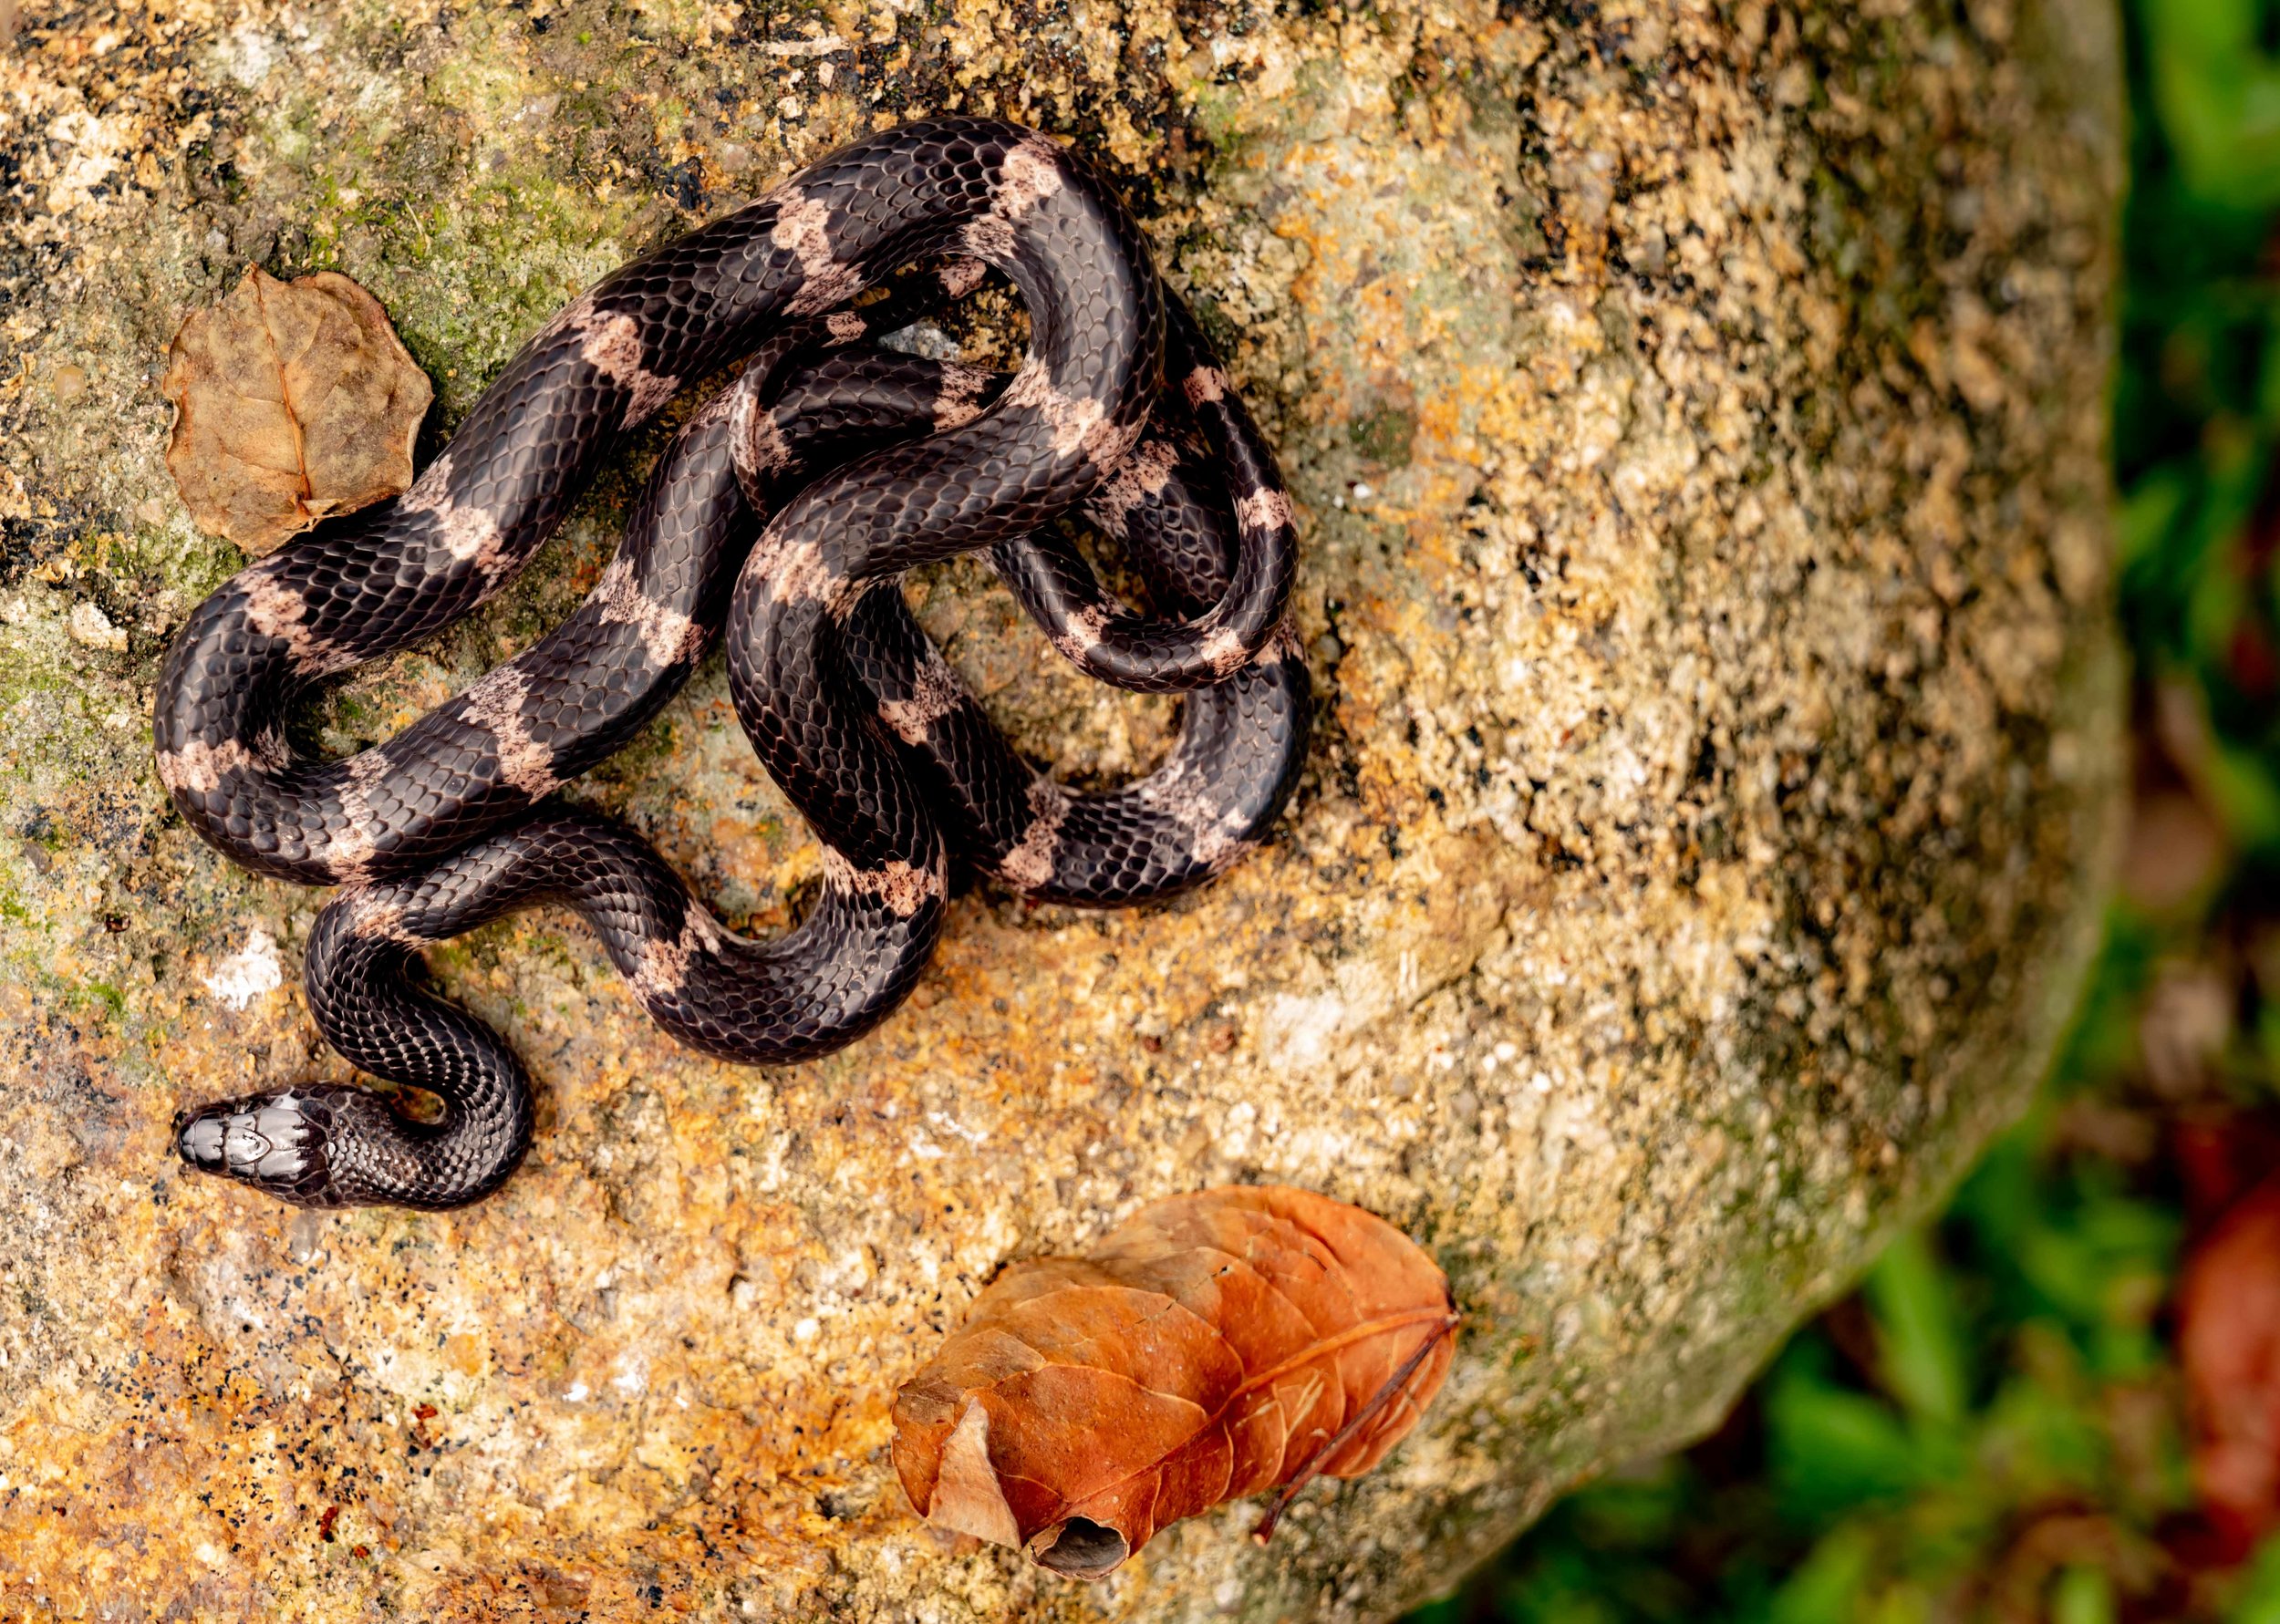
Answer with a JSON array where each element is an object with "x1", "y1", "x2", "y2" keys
[{"x1": 201, "y1": 926, "x2": 282, "y2": 1009}]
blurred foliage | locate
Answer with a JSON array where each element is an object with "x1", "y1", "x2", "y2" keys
[{"x1": 1404, "y1": 1, "x2": 2280, "y2": 1619}]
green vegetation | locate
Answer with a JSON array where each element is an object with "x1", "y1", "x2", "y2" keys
[{"x1": 1406, "y1": 3, "x2": 2280, "y2": 1618}]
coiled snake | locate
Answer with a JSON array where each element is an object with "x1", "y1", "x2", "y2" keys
[{"x1": 158, "y1": 119, "x2": 1307, "y2": 1209}]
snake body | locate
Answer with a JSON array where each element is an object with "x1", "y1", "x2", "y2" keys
[{"x1": 161, "y1": 119, "x2": 1306, "y2": 1209}]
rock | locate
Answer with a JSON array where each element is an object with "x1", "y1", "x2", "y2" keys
[{"x1": 0, "y1": 0, "x2": 2121, "y2": 1619}]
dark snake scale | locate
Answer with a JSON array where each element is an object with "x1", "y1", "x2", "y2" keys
[{"x1": 160, "y1": 119, "x2": 1307, "y2": 1209}]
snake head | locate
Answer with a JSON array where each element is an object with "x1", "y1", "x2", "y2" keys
[{"x1": 172, "y1": 1089, "x2": 342, "y2": 1206}]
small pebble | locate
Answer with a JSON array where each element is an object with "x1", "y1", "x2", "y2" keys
[{"x1": 67, "y1": 602, "x2": 127, "y2": 652}]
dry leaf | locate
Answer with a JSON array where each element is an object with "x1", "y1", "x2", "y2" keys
[
  {"x1": 2179, "y1": 1173, "x2": 2280, "y2": 1559},
  {"x1": 161, "y1": 266, "x2": 432, "y2": 555},
  {"x1": 892, "y1": 1185, "x2": 1457, "y2": 1579}
]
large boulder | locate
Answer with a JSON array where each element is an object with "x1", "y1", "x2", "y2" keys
[{"x1": 0, "y1": 0, "x2": 2121, "y2": 1618}]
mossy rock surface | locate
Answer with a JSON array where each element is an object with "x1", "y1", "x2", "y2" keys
[{"x1": 0, "y1": 0, "x2": 2120, "y2": 1619}]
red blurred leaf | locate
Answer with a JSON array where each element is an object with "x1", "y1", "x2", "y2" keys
[
  {"x1": 891, "y1": 1185, "x2": 1457, "y2": 1579},
  {"x1": 2227, "y1": 623, "x2": 2278, "y2": 701},
  {"x1": 2178, "y1": 1174, "x2": 2280, "y2": 1560}
]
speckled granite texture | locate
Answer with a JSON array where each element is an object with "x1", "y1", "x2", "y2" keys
[{"x1": 0, "y1": 0, "x2": 2122, "y2": 1619}]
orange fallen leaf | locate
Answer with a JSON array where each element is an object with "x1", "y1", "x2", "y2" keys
[
  {"x1": 892, "y1": 1184, "x2": 1457, "y2": 1578},
  {"x1": 161, "y1": 266, "x2": 431, "y2": 555}
]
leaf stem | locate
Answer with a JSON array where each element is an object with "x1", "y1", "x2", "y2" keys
[{"x1": 1250, "y1": 1312, "x2": 1459, "y2": 1546}]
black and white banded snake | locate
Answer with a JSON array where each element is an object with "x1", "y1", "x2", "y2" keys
[{"x1": 157, "y1": 118, "x2": 1308, "y2": 1210}]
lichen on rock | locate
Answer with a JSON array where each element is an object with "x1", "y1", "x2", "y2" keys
[{"x1": 0, "y1": 0, "x2": 2121, "y2": 1619}]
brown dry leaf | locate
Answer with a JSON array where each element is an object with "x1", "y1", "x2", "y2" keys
[
  {"x1": 891, "y1": 1185, "x2": 1457, "y2": 1579},
  {"x1": 161, "y1": 266, "x2": 432, "y2": 555}
]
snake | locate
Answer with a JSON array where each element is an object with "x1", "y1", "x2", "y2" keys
[{"x1": 157, "y1": 119, "x2": 1308, "y2": 1209}]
